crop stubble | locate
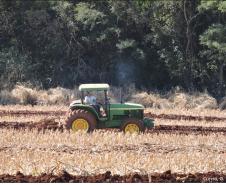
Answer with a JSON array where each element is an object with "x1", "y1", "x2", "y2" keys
[
  {"x1": 0, "y1": 129, "x2": 225, "y2": 176},
  {"x1": 0, "y1": 105, "x2": 226, "y2": 182}
]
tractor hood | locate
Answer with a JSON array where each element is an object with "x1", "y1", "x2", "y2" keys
[{"x1": 110, "y1": 102, "x2": 144, "y2": 110}]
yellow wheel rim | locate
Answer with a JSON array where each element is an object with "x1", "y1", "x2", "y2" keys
[
  {"x1": 71, "y1": 118, "x2": 89, "y2": 132},
  {"x1": 124, "y1": 123, "x2": 140, "y2": 134}
]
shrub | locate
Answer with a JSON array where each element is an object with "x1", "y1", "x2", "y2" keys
[
  {"x1": 11, "y1": 85, "x2": 38, "y2": 105},
  {"x1": 0, "y1": 84, "x2": 219, "y2": 110},
  {"x1": 0, "y1": 90, "x2": 18, "y2": 104}
]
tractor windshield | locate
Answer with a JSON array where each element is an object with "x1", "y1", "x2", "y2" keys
[{"x1": 82, "y1": 90, "x2": 107, "y2": 105}]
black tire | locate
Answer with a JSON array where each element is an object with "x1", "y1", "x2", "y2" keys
[
  {"x1": 121, "y1": 118, "x2": 145, "y2": 133},
  {"x1": 65, "y1": 109, "x2": 97, "y2": 132}
]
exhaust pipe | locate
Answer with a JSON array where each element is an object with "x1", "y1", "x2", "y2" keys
[{"x1": 120, "y1": 86, "x2": 123, "y2": 104}]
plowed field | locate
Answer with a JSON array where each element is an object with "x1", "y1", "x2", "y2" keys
[
  {"x1": 0, "y1": 171, "x2": 225, "y2": 183},
  {"x1": 0, "y1": 120, "x2": 226, "y2": 135},
  {"x1": 0, "y1": 105, "x2": 225, "y2": 182}
]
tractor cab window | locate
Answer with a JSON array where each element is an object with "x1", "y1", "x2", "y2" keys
[{"x1": 83, "y1": 90, "x2": 108, "y2": 117}]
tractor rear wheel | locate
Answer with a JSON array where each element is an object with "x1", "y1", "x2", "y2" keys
[
  {"x1": 65, "y1": 109, "x2": 97, "y2": 132},
  {"x1": 121, "y1": 119, "x2": 144, "y2": 134}
]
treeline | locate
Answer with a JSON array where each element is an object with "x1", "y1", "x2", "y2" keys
[{"x1": 0, "y1": 0, "x2": 226, "y2": 98}]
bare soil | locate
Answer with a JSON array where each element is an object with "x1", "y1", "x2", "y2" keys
[
  {"x1": 145, "y1": 112, "x2": 226, "y2": 122},
  {"x1": 0, "y1": 170, "x2": 225, "y2": 182},
  {"x1": 0, "y1": 119, "x2": 226, "y2": 135},
  {"x1": 149, "y1": 125, "x2": 226, "y2": 135},
  {"x1": 0, "y1": 119, "x2": 63, "y2": 132}
]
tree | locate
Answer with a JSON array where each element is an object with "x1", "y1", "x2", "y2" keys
[{"x1": 199, "y1": 0, "x2": 226, "y2": 97}]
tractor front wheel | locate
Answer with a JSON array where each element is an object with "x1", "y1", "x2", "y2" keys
[
  {"x1": 65, "y1": 109, "x2": 97, "y2": 132},
  {"x1": 121, "y1": 119, "x2": 144, "y2": 134}
]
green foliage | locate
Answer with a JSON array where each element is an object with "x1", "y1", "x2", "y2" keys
[
  {"x1": 75, "y1": 2, "x2": 106, "y2": 30},
  {"x1": 198, "y1": 0, "x2": 226, "y2": 97},
  {"x1": 200, "y1": 24, "x2": 226, "y2": 53},
  {"x1": 116, "y1": 39, "x2": 136, "y2": 51},
  {"x1": 0, "y1": 0, "x2": 226, "y2": 98},
  {"x1": 198, "y1": 0, "x2": 226, "y2": 12}
]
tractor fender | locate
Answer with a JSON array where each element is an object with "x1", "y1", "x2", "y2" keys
[
  {"x1": 70, "y1": 105, "x2": 100, "y2": 121},
  {"x1": 143, "y1": 117, "x2": 155, "y2": 128}
]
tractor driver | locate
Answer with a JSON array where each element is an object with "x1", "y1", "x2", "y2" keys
[
  {"x1": 84, "y1": 92, "x2": 101, "y2": 114},
  {"x1": 84, "y1": 91, "x2": 97, "y2": 105}
]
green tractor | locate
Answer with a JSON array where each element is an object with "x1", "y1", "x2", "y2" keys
[{"x1": 65, "y1": 84, "x2": 154, "y2": 133}]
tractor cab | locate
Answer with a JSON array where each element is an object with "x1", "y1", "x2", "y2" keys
[{"x1": 78, "y1": 84, "x2": 109, "y2": 118}]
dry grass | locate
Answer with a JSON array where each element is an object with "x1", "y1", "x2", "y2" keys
[
  {"x1": 0, "y1": 90, "x2": 18, "y2": 104},
  {"x1": 131, "y1": 91, "x2": 218, "y2": 110},
  {"x1": 1, "y1": 85, "x2": 79, "y2": 105},
  {"x1": 0, "y1": 84, "x2": 224, "y2": 110},
  {"x1": 0, "y1": 129, "x2": 225, "y2": 176}
]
